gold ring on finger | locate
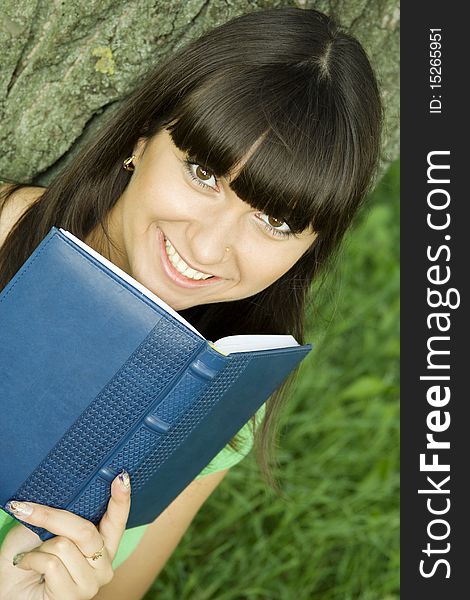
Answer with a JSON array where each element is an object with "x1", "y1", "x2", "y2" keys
[{"x1": 84, "y1": 543, "x2": 106, "y2": 561}]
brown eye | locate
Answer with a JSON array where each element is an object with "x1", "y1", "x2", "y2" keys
[
  {"x1": 257, "y1": 212, "x2": 292, "y2": 237},
  {"x1": 195, "y1": 165, "x2": 213, "y2": 181},
  {"x1": 267, "y1": 216, "x2": 285, "y2": 228},
  {"x1": 185, "y1": 159, "x2": 218, "y2": 190}
]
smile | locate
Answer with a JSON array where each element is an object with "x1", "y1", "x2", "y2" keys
[
  {"x1": 158, "y1": 230, "x2": 221, "y2": 289},
  {"x1": 164, "y1": 238, "x2": 213, "y2": 280}
]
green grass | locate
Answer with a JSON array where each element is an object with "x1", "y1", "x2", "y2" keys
[{"x1": 144, "y1": 160, "x2": 400, "y2": 600}]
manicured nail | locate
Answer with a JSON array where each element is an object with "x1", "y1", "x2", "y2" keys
[
  {"x1": 5, "y1": 501, "x2": 33, "y2": 518},
  {"x1": 118, "y1": 469, "x2": 130, "y2": 490},
  {"x1": 13, "y1": 552, "x2": 26, "y2": 566}
]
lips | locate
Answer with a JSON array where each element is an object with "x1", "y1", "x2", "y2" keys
[{"x1": 157, "y1": 229, "x2": 222, "y2": 289}]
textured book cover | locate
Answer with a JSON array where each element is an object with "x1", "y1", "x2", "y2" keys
[{"x1": 0, "y1": 227, "x2": 311, "y2": 540}]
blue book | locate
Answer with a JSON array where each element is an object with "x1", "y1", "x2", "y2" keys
[{"x1": 0, "y1": 227, "x2": 311, "y2": 541}]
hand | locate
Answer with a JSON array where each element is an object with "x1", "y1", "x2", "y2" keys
[{"x1": 0, "y1": 470, "x2": 131, "y2": 600}]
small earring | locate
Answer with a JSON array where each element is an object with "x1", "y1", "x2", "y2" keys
[
  {"x1": 123, "y1": 155, "x2": 136, "y2": 172},
  {"x1": 225, "y1": 247, "x2": 230, "y2": 253}
]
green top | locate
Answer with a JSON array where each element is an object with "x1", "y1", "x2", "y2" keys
[{"x1": 0, "y1": 407, "x2": 264, "y2": 569}]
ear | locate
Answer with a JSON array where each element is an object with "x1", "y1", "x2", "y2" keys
[{"x1": 132, "y1": 137, "x2": 148, "y2": 163}]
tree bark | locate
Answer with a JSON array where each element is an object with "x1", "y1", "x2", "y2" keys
[{"x1": 0, "y1": 0, "x2": 399, "y2": 184}]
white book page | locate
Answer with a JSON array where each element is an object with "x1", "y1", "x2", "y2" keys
[
  {"x1": 60, "y1": 229, "x2": 203, "y2": 338},
  {"x1": 213, "y1": 334, "x2": 299, "y2": 354}
]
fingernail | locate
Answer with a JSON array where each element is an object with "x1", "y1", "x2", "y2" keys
[
  {"x1": 118, "y1": 469, "x2": 131, "y2": 490},
  {"x1": 13, "y1": 552, "x2": 26, "y2": 566},
  {"x1": 5, "y1": 501, "x2": 34, "y2": 518}
]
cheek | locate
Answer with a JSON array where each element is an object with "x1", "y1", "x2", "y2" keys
[
  {"x1": 242, "y1": 247, "x2": 303, "y2": 290},
  {"x1": 131, "y1": 164, "x2": 183, "y2": 216},
  {"x1": 144, "y1": 179, "x2": 200, "y2": 223}
]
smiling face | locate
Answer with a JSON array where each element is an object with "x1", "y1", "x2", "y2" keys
[{"x1": 93, "y1": 129, "x2": 317, "y2": 311}]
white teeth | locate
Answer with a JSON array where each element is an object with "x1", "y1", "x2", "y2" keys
[{"x1": 164, "y1": 238, "x2": 213, "y2": 280}]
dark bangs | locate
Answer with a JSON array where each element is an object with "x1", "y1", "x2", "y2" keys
[{"x1": 165, "y1": 58, "x2": 374, "y2": 238}]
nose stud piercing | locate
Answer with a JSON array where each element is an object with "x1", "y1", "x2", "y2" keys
[{"x1": 123, "y1": 155, "x2": 136, "y2": 172}]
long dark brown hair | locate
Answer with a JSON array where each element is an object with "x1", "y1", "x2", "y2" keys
[{"x1": 0, "y1": 7, "x2": 383, "y2": 491}]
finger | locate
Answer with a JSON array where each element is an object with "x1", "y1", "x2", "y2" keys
[
  {"x1": 14, "y1": 550, "x2": 79, "y2": 599},
  {"x1": 5, "y1": 499, "x2": 105, "y2": 560},
  {"x1": 37, "y1": 535, "x2": 113, "y2": 590},
  {"x1": 98, "y1": 470, "x2": 132, "y2": 558},
  {"x1": 0, "y1": 521, "x2": 42, "y2": 559}
]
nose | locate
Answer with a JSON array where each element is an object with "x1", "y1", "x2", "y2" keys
[{"x1": 188, "y1": 209, "x2": 239, "y2": 267}]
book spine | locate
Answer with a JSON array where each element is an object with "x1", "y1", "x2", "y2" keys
[{"x1": 31, "y1": 344, "x2": 227, "y2": 540}]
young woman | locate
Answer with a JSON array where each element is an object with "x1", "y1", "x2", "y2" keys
[{"x1": 0, "y1": 7, "x2": 382, "y2": 599}]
